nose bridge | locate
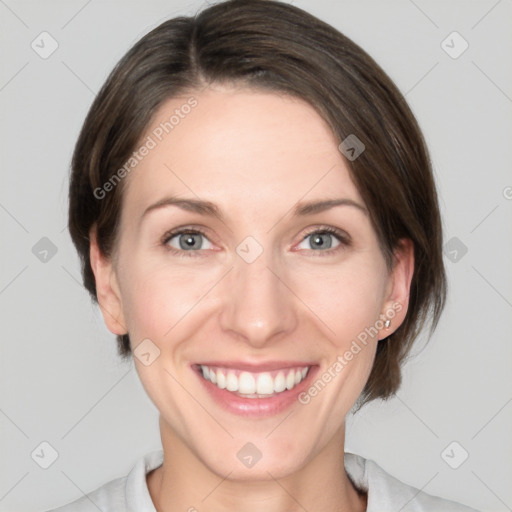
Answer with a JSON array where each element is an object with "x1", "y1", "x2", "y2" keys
[{"x1": 219, "y1": 239, "x2": 297, "y2": 346}]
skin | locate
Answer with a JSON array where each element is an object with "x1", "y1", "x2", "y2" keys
[{"x1": 90, "y1": 84, "x2": 414, "y2": 512}]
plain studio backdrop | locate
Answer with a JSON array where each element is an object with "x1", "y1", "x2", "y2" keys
[{"x1": 0, "y1": 1, "x2": 511, "y2": 511}]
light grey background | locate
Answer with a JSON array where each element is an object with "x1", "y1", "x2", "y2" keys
[{"x1": 1, "y1": 1, "x2": 511, "y2": 511}]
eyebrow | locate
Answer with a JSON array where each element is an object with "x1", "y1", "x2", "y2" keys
[
  {"x1": 141, "y1": 196, "x2": 368, "y2": 222},
  {"x1": 294, "y1": 198, "x2": 367, "y2": 216}
]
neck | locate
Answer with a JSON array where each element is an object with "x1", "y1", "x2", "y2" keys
[{"x1": 147, "y1": 416, "x2": 366, "y2": 512}]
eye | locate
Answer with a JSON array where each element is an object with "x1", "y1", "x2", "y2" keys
[
  {"x1": 163, "y1": 228, "x2": 214, "y2": 254},
  {"x1": 296, "y1": 227, "x2": 349, "y2": 254},
  {"x1": 161, "y1": 226, "x2": 350, "y2": 257}
]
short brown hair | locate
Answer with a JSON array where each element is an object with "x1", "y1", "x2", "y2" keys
[{"x1": 68, "y1": 0, "x2": 447, "y2": 406}]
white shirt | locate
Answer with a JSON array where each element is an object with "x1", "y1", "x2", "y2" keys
[{"x1": 45, "y1": 450, "x2": 479, "y2": 511}]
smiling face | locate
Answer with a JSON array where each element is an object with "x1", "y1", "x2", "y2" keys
[{"x1": 90, "y1": 84, "x2": 413, "y2": 480}]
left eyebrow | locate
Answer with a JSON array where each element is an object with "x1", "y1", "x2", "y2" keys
[{"x1": 293, "y1": 198, "x2": 368, "y2": 217}]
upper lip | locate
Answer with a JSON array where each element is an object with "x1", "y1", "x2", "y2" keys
[{"x1": 194, "y1": 361, "x2": 315, "y2": 372}]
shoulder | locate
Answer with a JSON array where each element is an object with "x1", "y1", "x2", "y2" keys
[
  {"x1": 42, "y1": 477, "x2": 126, "y2": 512},
  {"x1": 344, "y1": 452, "x2": 481, "y2": 512},
  {"x1": 42, "y1": 450, "x2": 163, "y2": 512}
]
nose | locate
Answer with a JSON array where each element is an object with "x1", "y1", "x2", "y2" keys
[{"x1": 219, "y1": 246, "x2": 298, "y2": 348}]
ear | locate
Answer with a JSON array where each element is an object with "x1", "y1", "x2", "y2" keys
[
  {"x1": 89, "y1": 226, "x2": 127, "y2": 336},
  {"x1": 378, "y1": 238, "x2": 414, "y2": 340}
]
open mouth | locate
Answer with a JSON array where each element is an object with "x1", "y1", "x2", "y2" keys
[
  {"x1": 198, "y1": 364, "x2": 310, "y2": 398},
  {"x1": 193, "y1": 362, "x2": 317, "y2": 416}
]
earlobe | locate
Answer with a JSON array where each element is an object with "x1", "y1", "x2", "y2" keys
[
  {"x1": 378, "y1": 238, "x2": 415, "y2": 340},
  {"x1": 89, "y1": 227, "x2": 127, "y2": 336}
]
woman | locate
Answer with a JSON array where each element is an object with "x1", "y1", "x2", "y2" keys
[{"x1": 48, "y1": 0, "x2": 479, "y2": 510}]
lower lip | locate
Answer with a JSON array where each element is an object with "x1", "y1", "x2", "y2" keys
[{"x1": 194, "y1": 366, "x2": 318, "y2": 417}]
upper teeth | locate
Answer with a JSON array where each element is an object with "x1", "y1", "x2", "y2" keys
[{"x1": 200, "y1": 365, "x2": 310, "y2": 397}]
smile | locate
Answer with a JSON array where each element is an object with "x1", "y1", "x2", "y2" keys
[
  {"x1": 199, "y1": 364, "x2": 311, "y2": 398},
  {"x1": 194, "y1": 361, "x2": 317, "y2": 417}
]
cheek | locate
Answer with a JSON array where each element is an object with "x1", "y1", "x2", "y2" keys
[
  {"x1": 117, "y1": 256, "x2": 211, "y2": 343},
  {"x1": 293, "y1": 257, "x2": 388, "y2": 345}
]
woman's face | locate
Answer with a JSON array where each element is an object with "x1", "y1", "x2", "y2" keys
[{"x1": 92, "y1": 85, "x2": 412, "y2": 479}]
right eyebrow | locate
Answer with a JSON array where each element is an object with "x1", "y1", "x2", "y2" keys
[{"x1": 141, "y1": 196, "x2": 225, "y2": 223}]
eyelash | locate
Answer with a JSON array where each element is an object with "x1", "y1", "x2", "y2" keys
[{"x1": 161, "y1": 226, "x2": 351, "y2": 258}]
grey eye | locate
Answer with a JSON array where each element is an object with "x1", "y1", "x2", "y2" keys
[
  {"x1": 297, "y1": 231, "x2": 341, "y2": 251},
  {"x1": 167, "y1": 232, "x2": 213, "y2": 251}
]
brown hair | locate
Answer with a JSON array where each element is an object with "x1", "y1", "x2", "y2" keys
[{"x1": 68, "y1": 0, "x2": 447, "y2": 406}]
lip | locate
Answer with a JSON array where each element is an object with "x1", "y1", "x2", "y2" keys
[{"x1": 192, "y1": 361, "x2": 318, "y2": 417}]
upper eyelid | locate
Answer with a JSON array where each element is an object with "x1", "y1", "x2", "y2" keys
[
  {"x1": 296, "y1": 227, "x2": 351, "y2": 250},
  {"x1": 162, "y1": 225, "x2": 212, "y2": 243}
]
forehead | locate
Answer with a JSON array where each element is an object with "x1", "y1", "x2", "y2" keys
[{"x1": 122, "y1": 85, "x2": 363, "y2": 217}]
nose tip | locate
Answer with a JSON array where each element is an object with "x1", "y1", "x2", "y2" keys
[{"x1": 219, "y1": 258, "x2": 297, "y2": 348}]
